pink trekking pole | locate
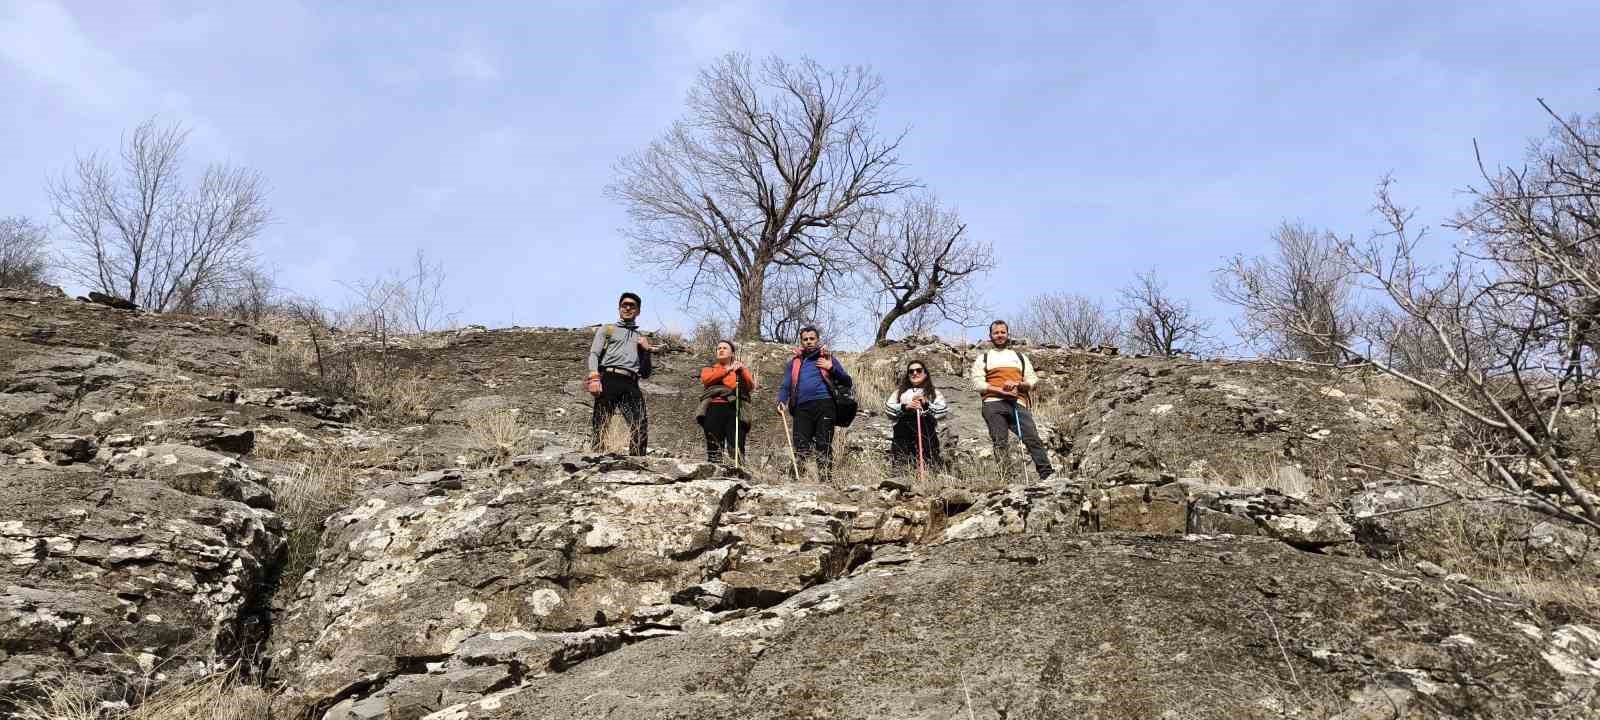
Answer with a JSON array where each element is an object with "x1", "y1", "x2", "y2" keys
[{"x1": 915, "y1": 404, "x2": 927, "y2": 486}]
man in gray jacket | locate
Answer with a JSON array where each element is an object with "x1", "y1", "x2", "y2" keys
[{"x1": 586, "y1": 292, "x2": 658, "y2": 455}]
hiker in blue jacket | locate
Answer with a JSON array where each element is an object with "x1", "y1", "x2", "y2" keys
[{"x1": 776, "y1": 326, "x2": 852, "y2": 482}]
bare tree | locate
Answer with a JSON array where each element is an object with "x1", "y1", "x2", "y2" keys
[
  {"x1": 761, "y1": 265, "x2": 831, "y2": 344},
  {"x1": 609, "y1": 53, "x2": 915, "y2": 341},
  {"x1": 1292, "y1": 103, "x2": 1600, "y2": 529},
  {"x1": 1119, "y1": 269, "x2": 1213, "y2": 356},
  {"x1": 340, "y1": 249, "x2": 458, "y2": 342},
  {"x1": 49, "y1": 118, "x2": 271, "y2": 312},
  {"x1": 846, "y1": 194, "x2": 994, "y2": 345},
  {"x1": 398, "y1": 249, "x2": 456, "y2": 333},
  {"x1": 0, "y1": 216, "x2": 50, "y2": 287},
  {"x1": 1010, "y1": 292, "x2": 1120, "y2": 347},
  {"x1": 1213, "y1": 221, "x2": 1357, "y2": 363},
  {"x1": 193, "y1": 266, "x2": 281, "y2": 322}
]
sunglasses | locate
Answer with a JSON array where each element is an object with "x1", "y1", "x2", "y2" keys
[
  {"x1": 619, "y1": 302, "x2": 639, "y2": 309},
  {"x1": 908, "y1": 368, "x2": 926, "y2": 375}
]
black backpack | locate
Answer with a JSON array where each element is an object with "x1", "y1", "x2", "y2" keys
[{"x1": 789, "y1": 355, "x2": 857, "y2": 427}]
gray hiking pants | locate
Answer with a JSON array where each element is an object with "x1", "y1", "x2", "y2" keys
[{"x1": 981, "y1": 400, "x2": 1054, "y2": 478}]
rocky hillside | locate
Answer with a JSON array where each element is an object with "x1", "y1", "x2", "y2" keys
[{"x1": 3, "y1": 286, "x2": 1599, "y2": 719}]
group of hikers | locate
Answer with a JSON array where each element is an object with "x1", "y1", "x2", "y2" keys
[{"x1": 585, "y1": 292, "x2": 1056, "y2": 482}]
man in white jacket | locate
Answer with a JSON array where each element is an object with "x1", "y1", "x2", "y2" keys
[{"x1": 968, "y1": 320, "x2": 1055, "y2": 480}]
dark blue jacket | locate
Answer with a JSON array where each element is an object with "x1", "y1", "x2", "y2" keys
[{"x1": 777, "y1": 350, "x2": 851, "y2": 407}]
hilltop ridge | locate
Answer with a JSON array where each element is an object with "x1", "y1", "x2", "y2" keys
[{"x1": 3, "y1": 286, "x2": 1599, "y2": 719}]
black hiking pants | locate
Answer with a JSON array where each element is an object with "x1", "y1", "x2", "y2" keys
[
  {"x1": 789, "y1": 398, "x2": 836, "y2": 482},
  {"x1": 981, "y1": 400, "x2": 1054, "y2": 478},
  {"x1": 890, "y1": 412, "x2": 942, "y2": 472},
  {"x1": 702, "y1": 401, "x2": 750, "y2": 464},
  {"x1": 591, "y1": 371, "x2": 648, "y2": 455}
]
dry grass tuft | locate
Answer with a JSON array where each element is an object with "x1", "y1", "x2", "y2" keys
[
  {"x1": 272, "y1": 445, "x2": 361, "y2": 592},
  {"x1": 10, "y1": 670, "x2": 271, "y2": 720},
  {"x1": 1198, "y1": 452, "x2": 1336, "y2": 504},
  {"x1": 132, "y1": 381, "x2": 195, "y2": 420},
  {"x1": 1029, "y1": 360, "x2": 1095, "y2": 431},
  {"x1": 1402, "y1": 503, "x2": 1600, "y2": 617},
  {"x1": 465, "y1": 407, "x2": 530, "y2": 466},
  {"x1": 849, "y1": 361, "x2": 900, "y2": 413},
  {"x1": 348, "y1": 357, "x2": 438, "y2": 425}
]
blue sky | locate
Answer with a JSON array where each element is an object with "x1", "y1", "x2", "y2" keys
[{"x1": 3, "y1": 0, "x2": 1595, "y2": 348}]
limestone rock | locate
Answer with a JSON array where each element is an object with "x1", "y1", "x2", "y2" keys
[
  {"x1": 108, "y1": 443, "x2": 275, "y2": 509},
  {"x1": 0, "y1": 465, "x2": 284, "y2": 704},
  {"x1": 463, "y1": 534, "x2": 1593, "y2": 720},
  {"x1": 269, "y1": 460, "x2": 859, "y2": 714}
]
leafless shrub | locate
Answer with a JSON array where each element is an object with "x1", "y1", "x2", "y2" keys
[
  {"x1": 244, "y1": 296, "x2": 437, "y2": 426},
  {"x1": 1010, "y1": 292, "x2": 1119, "y2": 348},
  {"x1": 192, "y1": 266, "x2": 281, "y2": 323},
  {"x1": 845, "y1": 194, "x2": 994, "y2": 345},
  {"x1": 0, "y1": 215, "x2": 51, "y2": 287},
  {"x1": 1214, "y1": 221, "x2": 1358, "y2": 363},
  {"x1": 1292, "y1": 101, "x2": 1600, "y2": 531},
  {"x1": 691, "y1": 315, "x2": 731, "y2": 353},
  {"x1": 610, "y1": 53, "x2": 915, "y2": 340},
  {"x1": 1119, "y1": 269, "x2": 1214, "y2": 356},
  {"x1": 50, "y1": 117, "x2": 271, "y2": 312}
]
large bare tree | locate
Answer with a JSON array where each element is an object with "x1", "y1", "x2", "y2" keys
[
  {"x1": 609, "y1": 54, "x2": 915, "y2": 341},
  {"x1": 1290, "y1": 103, "x2": 1600, "y2": 529},
  {"x1": 1213, "y1": 221, "x2": 1357, "y2": 363},
  {"x1": 1120, "y1": 269, "x2": 1213, "y2": 356},
  {"x1": 846, "y1": 194, "x2": 994, "y2": 345},
  {"x1": 49, "y1": 118, "x2": 270, "y2": 313},
  {"x1": 761, "y1": 265, "x2": 840, "y2": 344},
  {"x1": 1010, "y1": 292, "x2": 1119, "y2": 347},
  {"x1": 0, "y1": 216, "x2": 50, "y2": 287}
]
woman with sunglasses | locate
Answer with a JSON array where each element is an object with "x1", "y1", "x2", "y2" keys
[{"x1": 885, "y1": 361, "x2": 949, "y2": 471}]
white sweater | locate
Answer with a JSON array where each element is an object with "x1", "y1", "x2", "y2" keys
[{"x1": 885, "y1": 388, "x2": 949, "y2": 419}]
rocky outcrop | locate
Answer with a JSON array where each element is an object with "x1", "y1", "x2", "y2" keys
[
  {"x1": 0, "y1": 465, "x2": 285, "y2": 702},
  {"x1": 267, "y1": 450, "x2": 875, "y2": 716},
  {"x1": 429, "y1": 533, "x2": 1600, "y2": 720},
  {"x1": 10, "y1": 287, "x2": 1600, "y2": 720},
  {"x1": 941, "y1": 477, "x2": 1356, "y2": 551}
]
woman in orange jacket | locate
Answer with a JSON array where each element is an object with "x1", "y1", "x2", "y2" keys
[{"x1": 697, "y1": 340, "x2": 757, "y2": 464}]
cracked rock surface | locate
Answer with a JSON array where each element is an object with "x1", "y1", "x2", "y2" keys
[
  {"x1": 454, "y1": 534, "x2": 1599, "y2": 720},
  {"x1": 0, "y1": 464, "x2": 284, "y2": 698}
]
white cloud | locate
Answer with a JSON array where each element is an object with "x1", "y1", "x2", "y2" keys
[
  {"x1": 0, "y1": 0, "x2": 145, "y2": 109},
  {"x1": 450, "y1": 44, "x2": 500, "y2": 84},
  {"x1": 651, "y1": 0, "x2": 766, "y2": 64}
]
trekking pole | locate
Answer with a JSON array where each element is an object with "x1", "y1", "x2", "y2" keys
[
  {"x1": 732, "y1": 392, "x2": 741, "y2": 468},
  {"x1": 780, "y1": 406, "x2": 801, "y2": 481},
  {"x1": 914, "y1": 405, "x2": 927, "y2": 488},
  {"x1": 1012, "y1": 399, "x2": 1031, "y2": 483}
]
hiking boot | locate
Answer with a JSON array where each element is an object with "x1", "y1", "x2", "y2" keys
[{"x1": 1036, "y1": 468, "x2": 1055, "y2": 482}]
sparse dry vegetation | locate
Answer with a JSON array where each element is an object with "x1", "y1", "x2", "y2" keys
[
  {"x1": 270, "y1": 444, "x2": 361, "y2": 592},
  {"x1": 9, "y1": 668, "x2": 270, "y2": 720},
  {"x1": 1198, "y1": 452, "x2": 1337, "y2": 502},
  {"x1": 465, "y1": 407, "x2": 531, "y2": 467},
  {"x1": 1394, "y1": 503, "x2": 1600, "y2": 618}
]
